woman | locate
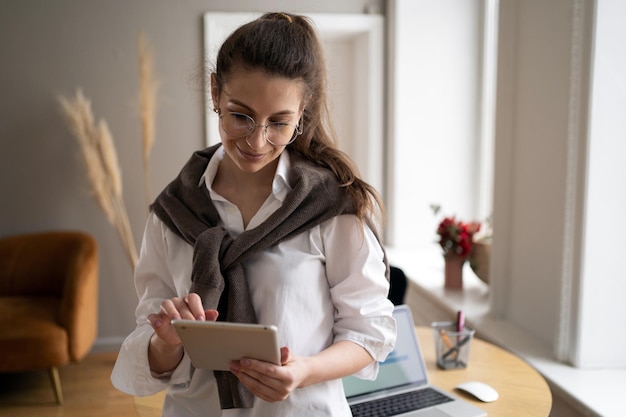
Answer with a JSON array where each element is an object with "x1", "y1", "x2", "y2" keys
[{"x1": 111, "y1": 12, "x2": 396, "y2": 417}]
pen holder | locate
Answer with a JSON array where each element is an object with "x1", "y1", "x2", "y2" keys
[{"x1": 431, "y1": 321, "x2": 475, "y2": 370}]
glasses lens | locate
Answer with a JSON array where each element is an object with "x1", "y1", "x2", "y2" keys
[
  {"x1": 266, "y1": 122, "x2": 297, "y2": 146},
  {"x1": 222, "y1": 112, "x2": 254, "y2": 138}
]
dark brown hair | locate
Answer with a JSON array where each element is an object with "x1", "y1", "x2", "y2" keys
[{"x1": 212, "y1": 12, "x2": 385, "y2": 227}]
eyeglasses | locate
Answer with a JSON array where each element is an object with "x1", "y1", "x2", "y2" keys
[{"x1": 219, "y1": 111, "x2": 303, "y2": 146}]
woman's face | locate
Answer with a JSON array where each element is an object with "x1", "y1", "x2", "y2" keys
[{"x1": 212, "y1": 68, "x2": 304, "y2": 176}]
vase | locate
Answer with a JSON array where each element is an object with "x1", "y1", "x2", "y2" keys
[
  {"x1": 469, "y1": 237, "x2": 491, "y2": 285},
  {"x1": 444, "y1": 254, "x2": 466, "y2": 290}
]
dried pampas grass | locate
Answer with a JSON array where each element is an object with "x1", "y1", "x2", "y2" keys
[
  {"x1": 138, "y1": 31, "x2": 160, "y2": 211},
  {"x1": 59, "y1": 32, "x2": 160, "y2": 269},
  {"x1": 58, "y1": 90, "x2": 139, "y2": 268}
]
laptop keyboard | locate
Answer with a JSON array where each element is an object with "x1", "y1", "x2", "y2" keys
[{"x1": 349, "y1": 387, "x2": 454, "y2": 417}]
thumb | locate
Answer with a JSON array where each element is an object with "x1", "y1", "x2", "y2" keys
[
  {"x1": 280, "y1": 346, "x2": 291, "y2": 365},
  {"x1": 146, "y1": 313, "x2": 164, "y2": 329}
]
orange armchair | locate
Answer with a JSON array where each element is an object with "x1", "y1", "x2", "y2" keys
[{"x1": 0, "y1": 231, "x2": 98, "y2": 404}]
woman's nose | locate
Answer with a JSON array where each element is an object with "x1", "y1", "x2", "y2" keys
[{"x1": 245, "y1": 125, "x2": 267, "y2": 149}]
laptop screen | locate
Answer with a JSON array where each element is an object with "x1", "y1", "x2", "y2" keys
[{"x1": 342, "y1": 305, "x2": 430, "y2": 398}]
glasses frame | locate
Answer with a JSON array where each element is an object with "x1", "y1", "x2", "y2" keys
[{"x1": 218, "y1": 110, "x2": 303, "y2": 147}]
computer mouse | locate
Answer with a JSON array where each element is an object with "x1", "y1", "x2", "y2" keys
[{"x1": 455, "y1": 381, "x2": 499, "y2": 402}]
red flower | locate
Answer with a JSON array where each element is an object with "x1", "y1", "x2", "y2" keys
[{"x1": 436, "y1": 216, "x2": 481, "y2": 258}]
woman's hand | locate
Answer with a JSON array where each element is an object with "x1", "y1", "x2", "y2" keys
[
  {"x1": 230, "y1": 340, "x2": 373, "y2": 403},
  {"x1": 229, "y1": 347, "x2": 310, "y2": 403},
  {"x1": 147, "y1": 292, "x2": 218, "y2": 346},
  {"x1": 146, "y1": 292, "x2": 218, "y2": 373}
]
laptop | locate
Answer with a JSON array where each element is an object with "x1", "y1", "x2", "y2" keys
[{"x1": 342, "y1": 305, "x2": 486, "y2": 417}]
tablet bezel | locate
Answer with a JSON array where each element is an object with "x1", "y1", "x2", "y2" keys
[{"x1": 171, "y1": 319, "x2": 281, "y2": 371}]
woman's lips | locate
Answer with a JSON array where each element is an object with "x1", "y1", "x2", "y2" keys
[{"x1": 237, "y1": 145, "x2": 265, "y2": 161}]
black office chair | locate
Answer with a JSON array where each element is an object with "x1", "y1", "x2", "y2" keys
[{"x1": 388, "y1": 266, "x2": 408, "y2": 306}]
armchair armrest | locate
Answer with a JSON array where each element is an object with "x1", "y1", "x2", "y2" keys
[{"x1": 57, "y1": 232, "x2": 98, "y2": 361}]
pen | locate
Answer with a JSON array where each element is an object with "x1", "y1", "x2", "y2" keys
[
  {"x1": 456, "y1": 310, "x2": 464, "y2": 339},
  {"x1": 442, "y1": 334, "x2": 472, "y2": 360},
  {"x1": 439, "y1": 329, "x2": 457, "y2": 361},
  {"x1": 439, "y1": 329, "x2": 453, "y2": 349}
]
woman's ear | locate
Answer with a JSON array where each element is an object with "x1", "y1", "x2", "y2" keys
[{"x1": 301, "y1": 94, "x2": 311, "y2": 115}]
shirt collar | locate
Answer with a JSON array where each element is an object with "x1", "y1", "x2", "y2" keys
[{"x1": 198, "y1": 145, "x2": 292, "y2": 203}]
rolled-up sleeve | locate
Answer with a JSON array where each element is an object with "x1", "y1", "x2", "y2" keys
[
  {"x1": 111, "y1": 323, "x2": 195, "y2": 396},
  {"x1": 111, "y1": 214, "x2": 195, "y2": 396},
  {"x1": 322, "y1": 215, "x2": 397, "y2": 380}
]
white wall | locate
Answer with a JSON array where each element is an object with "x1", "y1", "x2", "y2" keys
[
  {"x1": 0, "y1": 0, "x2": 384, "y2": 350},
  {"x1": 577, "y1": 0, "x2": 626, "y2": 368},
  {"x1": 388, "y1": 0, "x2": 485, "y2": 247}
]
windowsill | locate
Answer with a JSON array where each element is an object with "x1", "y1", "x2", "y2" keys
[{"x1": 387, "y1": 245, "x2": 623, "y2": 417}]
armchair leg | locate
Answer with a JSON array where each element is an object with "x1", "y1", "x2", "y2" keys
[{"x1": 48, "y1": 367, "x2": 64, "y2": 405}]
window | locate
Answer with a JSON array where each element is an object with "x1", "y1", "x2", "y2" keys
[{"x1": 386, "y1": 0, "x2": 496, "y2": 247}]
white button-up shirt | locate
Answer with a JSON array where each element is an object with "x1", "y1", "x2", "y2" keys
[{"x1": 111, "y1": 147, "x2": 396, "y2": 417}]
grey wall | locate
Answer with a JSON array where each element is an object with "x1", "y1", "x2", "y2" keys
[{"x1": 0, "y1": 0, "x2": 384, "y2": 349}]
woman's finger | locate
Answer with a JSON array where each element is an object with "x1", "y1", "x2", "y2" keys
[
  {"x1": 233, "y1": 364, "x2": 289, "y2": 403},
  {"x1": 184, "y1": 293, "x2": 207, "y2": 320},
  {"x1": 233, "y1": 359, "x2": 295, "y2": 400},
  {"x1": 159, "y1": 299, "x2": 180, "y2": 320},
  {"x1": 204, "y1": 309, "x2": 219, "y2": 321},
  {"x1": 280, "y1": 347, "x2": 291, "y2": 365},
  {"x1": 147, "y1": 313, "x2": 182, "y2": 345},
  {"x1": 161, "y1": 297, "x2": 195, "y2": 320}
]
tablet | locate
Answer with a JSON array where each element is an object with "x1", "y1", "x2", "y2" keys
[{"x1": 171, "y1": 319, "x2": 281, "y2": 371}]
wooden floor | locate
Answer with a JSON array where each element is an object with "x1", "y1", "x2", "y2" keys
[{"x1": 0, "y1": 351, "x2": 152, "y2": 417}]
